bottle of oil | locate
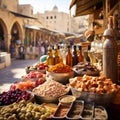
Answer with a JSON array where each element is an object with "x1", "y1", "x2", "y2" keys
[
  {"x1": 53, "y1": 45, "x2": 60, "y2": 65},
  {"x1": 72, "y1": 45, "x2": 78, "y2": 66},
  {"x1": 84, "y1": 45, "x2": 91, "y2": 62},
  {"x1": 103, "y1": 16, "x2": 118, "y2": 83},
  {"x1": 57, "y1": 45, "x2": 63, "y2": 63},
  {"x1": 77, "y1": 45, "x2": 84, "y2": 62},
  {"x1": 46, "y1": 46, "x2": 54, "y2": 66},
  {"x1": 66, "y1": 45, "x2": 73, "y2": 67}
]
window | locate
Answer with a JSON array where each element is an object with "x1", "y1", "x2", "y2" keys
[
  {"x1": 51, "y1": 16, "x2": 53, "y2": 19},
  {"x1": 54, "y1": 16, "x2": 56, "y2": 19},
  {"x1": 46, "y1": 16, "x2": 49, "y2": 19}
]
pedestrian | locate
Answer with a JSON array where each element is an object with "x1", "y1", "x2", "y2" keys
[
  {"x1": 19, "y1": 44, "x2": 25, "y2": 59},
  {"x1": 40, "y1": 42, "x2": 45, "y2": 56},
  {"x1": 10, "y1": 43, "x2": 16, "y2": 58}
]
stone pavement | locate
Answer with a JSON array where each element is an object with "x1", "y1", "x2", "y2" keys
[{"x1": 0, "y1": 58, "x2": 39, "y2": 93}]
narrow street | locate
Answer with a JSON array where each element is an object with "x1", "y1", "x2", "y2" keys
[{"x1": 0, "y1": 59, "x2": 39, "y2": 92}]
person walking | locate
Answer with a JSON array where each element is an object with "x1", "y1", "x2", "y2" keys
[{"x1": 10, "y1": 43, "x2": 16, "y2": 58}]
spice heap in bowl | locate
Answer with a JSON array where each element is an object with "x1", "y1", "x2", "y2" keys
[
  {"x1": 46, "y1": 62, "x2": 74, "y2": 84},
  {"x1": 59, "y1": 95, "x2": 76, "y2": 105},
  {"x1": 32, "y1": 80, "x2": 70, "y2": 103}
]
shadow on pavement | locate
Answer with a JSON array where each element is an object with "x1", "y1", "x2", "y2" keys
[{"x1": 0, "y1": 59, "x2": 39, "y2": 92}]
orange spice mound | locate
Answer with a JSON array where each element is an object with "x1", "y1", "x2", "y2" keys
[{"x1": 48, "y1": 62, "x2": 72, "y2": 73}]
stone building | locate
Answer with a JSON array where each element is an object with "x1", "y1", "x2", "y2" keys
[
  {"x1": 18, "y1": 4, "x2": 34, "y2": 17},
  {"x1": 41, "y1": 5, "x2": 71, "y2": 33},
  {"x1": 0, "y1": 0, "x2": 88, "y2": 55},
  {"x1": 0, "y1": 0, "x2": 45, "y2": 55},
  {"x1": 0, "y1": 0, "x2": 18, "y2": 12},
  {"x1": 0, "y1": 0, "x2": 47, "y2": 69},
  {"x1": 0, "y1": 7, "x2": 24, "y2": 52},
  {"x1": 40, "y1": 5, "x2": 88, "y2": 34}
]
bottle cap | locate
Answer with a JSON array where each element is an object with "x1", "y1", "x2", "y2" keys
[
  {"x1": 73, "y1": 45, "x2": 76, "y2": 49},
  {"x1": 78, "y1": 45, "x2": 82, "y2": 50},
  {"x1": 67, "y1": 45, "x2": 70, "y2": 48},
  {"x1": 54, "y1": 45, "x2": 58, "y2": 49}
]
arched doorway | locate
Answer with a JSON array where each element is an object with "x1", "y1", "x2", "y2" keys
[
  {"x1": 10, "y1": 22, "x2": 22, "y2": 58},
  {"x1": 11, "y1": 22, "x2": 21, "y2": 44},
  {"x1": 0, "y1": 19, "x2": 7, "y2": 52}
]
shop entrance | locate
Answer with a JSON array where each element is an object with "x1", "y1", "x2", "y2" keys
[{"x1": 10, "y1": 22, "x2": 21, "y2": 58}]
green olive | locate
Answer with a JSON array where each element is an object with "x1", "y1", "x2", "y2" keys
[
  {"x1": 26, "y1": 112, "x2": 32, "y2": 118},
  {"x1": 4, "y1": 113, "x2": 11, "y2": 118},
  {"x1": 20, "y1": 108, "x2": 26, "y2": 113},
  {"x1": 8, "y1": 116, "x2": 15, "y2": 120},
  {"x1": 40, "y1": 115, "x2": 46, "y2": 120},
  {"x1": 31, "y1": 111, "x2": 35, "y2": 116},
  {"x1": 0, "y1": 116, "x2": 4, "y2": 120},
  {"x1": 19, "y1": 114, "x2": 25, "y2": 120}
]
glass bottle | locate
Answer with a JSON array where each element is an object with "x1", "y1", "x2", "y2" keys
[
  {"x1": 77, "y1": 45, "x2": 84, "y2": 62},
  {"x1": 46, "y1": 46, "x2": 54, "y2": 66},
  {"x1": 83, "y1": 45, "x2": 91, "y2": 62},
  {"x1": 103, "y1": 16, "x2": 118, "y2": 83},
  {"x1": 72, "y1": 45, "x2": 78, "y2": 66},
  {"x1": 66, "y1": 45, "x2": 73, "y2": 67},
  {"x1": 53, "y1": 45, "x2": 60, "y2": 65},
  {"x1": 57, "y1": 45, "x2": 63, "y2": 63}
]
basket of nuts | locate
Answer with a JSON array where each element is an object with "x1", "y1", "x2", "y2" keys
[{"x1": 69, "y1": 75, "x2": 119, "y2": 107}]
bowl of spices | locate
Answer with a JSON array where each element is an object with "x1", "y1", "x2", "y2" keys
[
  {"x1": 46, "y1": 62, "x2": 74, "y2": 84},
  {"x1": 59, "y1": 95, "x2": 76, "y2": 105}
]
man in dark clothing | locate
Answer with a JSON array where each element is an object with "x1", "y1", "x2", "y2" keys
[{"x1": 19, "y1": 44, "x2": 25, "y2": 59}]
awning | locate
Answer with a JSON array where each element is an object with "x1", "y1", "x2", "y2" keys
[
  {"x1": 40, "y1": 28, "x2": 65, "y2": 36},
  {"x1": 63, "y1": 32, "x2": 77, "y2": 37},
  {"x1": 24, "y1": 24, "x2": 42, "y2": 30},
  {"x1": 65, "y1": 34, "x2": 83, "y2": 40},
  {"x1": 69, "y1": 0, "x2": 103, "y2": 16},
  {"x1": 10, "y1": 11, "x2": 37, "y2": 19},
  {"x1": 24, "y1": 24, "x2": 65, "y2": 36}
]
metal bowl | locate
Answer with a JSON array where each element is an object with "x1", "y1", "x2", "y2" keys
[
  {"x1": 71, "y1": 87, "x2": 116, "y2": 107},
  {"x1": 46, "y1": 71, "x2": 74, "y2": 84},
  {"x1": 34, "y1": 87, "x2": 70, "y2": 104}
]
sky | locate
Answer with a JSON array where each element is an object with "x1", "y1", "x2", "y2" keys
[{"x1": 18, "y1": 0, "x2": 72, "y2": 14}]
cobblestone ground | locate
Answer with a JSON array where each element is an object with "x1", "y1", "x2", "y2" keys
[{"x1": 0, "y1": 59, "x2": 39, "y2": 92}]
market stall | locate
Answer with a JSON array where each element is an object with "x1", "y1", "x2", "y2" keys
[
  {"x1": 0, "y1": 58, "x2": 120, "y2": 120},
  {"x1": 0, "y1": 0, "x2": 120, "y2": 119}
]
